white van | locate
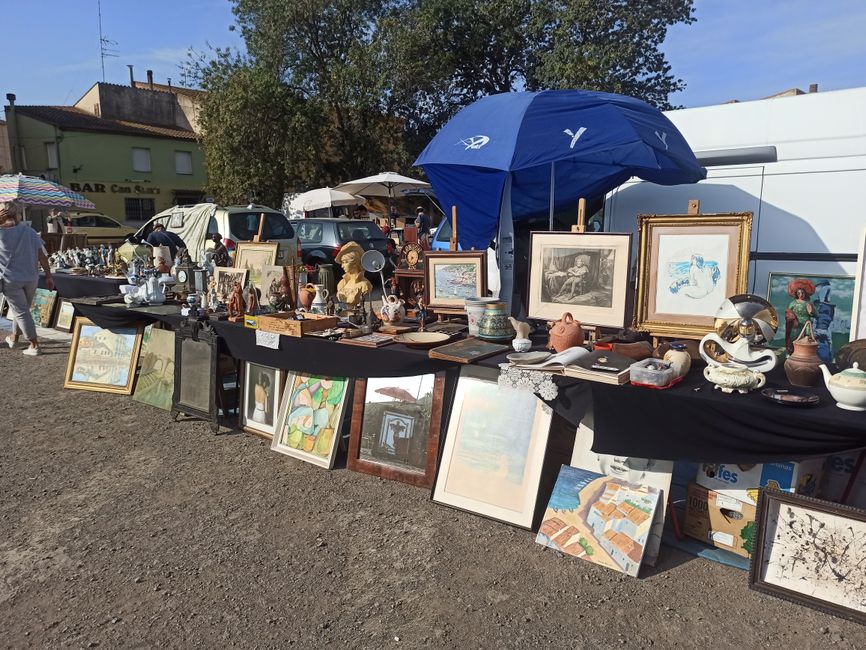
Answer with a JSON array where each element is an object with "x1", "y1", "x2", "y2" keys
[{"x1": 603, "y1": 86, "x2": 866, "y2": 293}]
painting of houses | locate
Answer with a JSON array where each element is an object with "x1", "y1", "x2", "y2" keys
[{"x1": 536, "y1": 465, "x2": 660, "y2": 577}]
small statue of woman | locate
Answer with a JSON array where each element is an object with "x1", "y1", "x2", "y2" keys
[{"x1": 228, "y1": 281, "x2": 246, "y2": 318}]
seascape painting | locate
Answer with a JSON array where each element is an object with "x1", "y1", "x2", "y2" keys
[
  {"x1": 536, "y1": 465, "x2": 660, "y2": 577},
  {"x1": 242, "y1": 362, "x2": 283, "y2": 438},
  {"x1": 425, "y1": 252, "x2": 486, "y2": 309},
  {"x1": 434, "y1": 263, "x2": 478, "y2": 300},
  {"x1": 30, "y1": 288, "x2": 57, "y2": 328},
  {"x1": 272, "y1": 373, "x2": 349, "y2": 468},
  {"x1": 64, "y1": 318, "x2": 143, "y2": 394},
  {"x1": 654, "y1": 233, "x2": 728, "y2": 317},
  {"x1": 540, "y1": 247, "x2": 614, "y2": 307},
  {"x1": 132, "y1": 327, "x2": 175, "y2": 410},
  {"x1": 433, "y1": 367, "x2": 552, "y2": 527},
  {"x1": 767, "y1": 273, "x2": 853, "y2": 364}
]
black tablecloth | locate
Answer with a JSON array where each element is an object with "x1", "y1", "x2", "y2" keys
[
  {"x1": 590, "y1": 365, "x2": 866, "y2": 462},
  {"x1": 72, "y1": 302, "x2": 184, "y2": 329},
  {"x1": 41, "y1": 273, "x2": 127, "y2": 298}
]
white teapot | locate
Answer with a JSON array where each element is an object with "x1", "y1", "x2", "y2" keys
[
  {"x1": 380, "y1": 294, "x2": 406, "y2": 323},
  {"x1": 820, "y1": 362, "x2": 866, "y2": 411}
]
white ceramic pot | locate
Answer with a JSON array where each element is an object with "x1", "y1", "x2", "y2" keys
[
  {"x1": 464, "y1": 297, "x2": 498, "y2": 336},
  {"x1": 703, "y1": 365, "x2": 766, "y2": 394},
  {"x1": 512, "y1": 338, "x2": 532, "y2": 352}
]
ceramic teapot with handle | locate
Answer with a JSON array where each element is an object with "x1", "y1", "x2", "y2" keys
[
  {"x1": 820, "y1": 362, "x2": 866, "y2": 411},
  {"x1": 547, "y1": 312, "x2": 584, "y2": 352},
  {"x1": 380, "y1": 294, "x2": 406, "y2": 323}
]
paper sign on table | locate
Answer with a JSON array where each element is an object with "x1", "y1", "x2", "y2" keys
[{"x1": 255, "y1": 329, "x2": 280, "y2": 349}]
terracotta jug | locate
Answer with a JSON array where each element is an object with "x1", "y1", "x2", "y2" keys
[
  {"x1": 299, "y1": 283, "x2": 316, "y2": 310},
  {"x1": 548, "y1": 312, "x2": 584, "y2": 352},
  {"x1": 784, "y1": 321, "x2": 822, "y2": 387}
]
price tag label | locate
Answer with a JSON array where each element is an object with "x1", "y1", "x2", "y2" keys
[{"x1": 255, "y1": 329, "x2": 280, "y2": 349}]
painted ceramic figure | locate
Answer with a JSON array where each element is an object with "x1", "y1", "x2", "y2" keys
[{"x1": 335, "y1": 241, "x2": 372, "y2": 308}]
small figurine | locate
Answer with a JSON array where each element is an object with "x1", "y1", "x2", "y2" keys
[
  {"x1": 227, "y1": 281, "x2": 246, "y2": 321},
  {"x1": 417, "y1": 300, "x2": 428, "y2": 332},
  {"x1": 155, "y1": 256, "x2": 171, "y2": 275},
  {"x1": 247, "y1": 284, "x2": 260, "y2": 312},
  {"x1": 326, "y1": 295, "x2": 335, "y2": 316}
]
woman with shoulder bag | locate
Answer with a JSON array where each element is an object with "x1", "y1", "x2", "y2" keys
[{"x1": 0, "y1": 201, "x2": 55, "y2": 355}]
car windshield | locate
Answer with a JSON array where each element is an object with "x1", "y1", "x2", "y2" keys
[
  {"x1": 337, "y1": 221, "x2": 384, "y2": 243},
  {"x1": 228, "y1": 212, "x2": 295, "y2": 240},
  {"x1": 435, "y1": 217, "x2": 452, "y2": 242}
]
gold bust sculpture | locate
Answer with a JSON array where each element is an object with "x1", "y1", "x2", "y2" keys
[{"x1": 335, "y1": 241, "x2": 372, "y2": 308}]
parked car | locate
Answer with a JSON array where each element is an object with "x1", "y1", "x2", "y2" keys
[
  {"x1": 133, "y1": 203, "x2": 301, "y2": 265},
  {"x1": 62, "y1": 212, "x2": 137, "y2": 244},
  {"x1": 296, "y1": 218, "x2": 391, "y2": 272}
]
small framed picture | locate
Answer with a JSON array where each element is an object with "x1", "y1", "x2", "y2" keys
[
  {"x1": 169, "y1": 212, "x2": 184, "y2": 228},
  {"x1": 750, "y1": 489, "x2": 866, "y2": 624},
  {"x1": 424, "y1": 251, "x2": 487, "y2": 310},
  {"x1": 53, "y1": 299, "x2": 76, "y2": 333},
  {"x1": 241, "y1": 362, "x2": 286, "y2": 440},
  {"x1": 214, "y1": 266, "x2": 249, "y2": 302},
  {"x1": 234, "y1": 242, "x2": 279, "y2": 293}
]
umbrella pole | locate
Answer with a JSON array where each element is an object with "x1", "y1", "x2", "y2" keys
[{"x1": 549, "y1": 162, "x2": 555, "y2": 230}]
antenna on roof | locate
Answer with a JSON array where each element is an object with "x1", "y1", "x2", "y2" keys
[{"x1": 97, "y1": 0, "x2": 118, "y2": 81}]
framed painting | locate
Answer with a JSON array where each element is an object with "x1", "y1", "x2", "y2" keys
[
  {"x1": 53, "y1": 299, "x2": 76, "y2": 333},
  {"x1": 849, "y1": 227, "x2": 866, "y2": 341},
  {"x1": 241, "y1": 362, "x2": 286, "y2": 439},
  {"x1": 634, "y1": 213, "x2": 752, "y2": 338},
  {"x1": 749, "y1": 490, "x2": 866, "y2": 624},
  {"x1": 234, "y1": 242, "x2": 279, "y2": 293},
  {"x1": 347, "y1": 374, "x2": 446, "y2": 488},
  {"x1": 214, "y1": 266, "x2": 249, "y2": 302},
  {"x1": 766, "y1": 272, "x2": 854, "y2": 364},
  {"x1": 260, "y1": 265, "x2": 289, "y2": 306},
  {"x1": 30, "y1": 288, "x2": 58, "y2": 328},
  {"x1": 271, "y1": 373, "x2": 350, "y2": 469},
  {"x1": 132, "y1": 326, "x2": 175, "y2": 411},
  {"x1": 433, "y1": 365, "x2": 553, "y2": 528},
  {"x1": 424, "y1": 251, "x2": 487, "y2": 310},
  {"x1": 527, "y1": 232, "x2": 632, "y2": 328},
  {"x1": 171, "y1": 320, "x2": 220, "y2": 432},
  {"x1": 64, "y1": 317, "x2": 144, "y2": 395}
]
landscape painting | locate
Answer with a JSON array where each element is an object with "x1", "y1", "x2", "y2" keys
[
  {"x1": 433, "y1": 367, "x2": 552, "y2": 527},
  {"x1": 767, "y1": 273, "x2": 853, "y2": 364},
  {"x1": 132, "y1": 326, "x2": 175, "y2": 410},
  {"x1": 272, "y1": 373, "x2": 349, "y2": 468},
  {"x1": 53, "y1": 299, "x2": 76, "y2": 332},
  {"x1": 235, "y1": 242, "x2": 279, "y2": 293},
  {"x1": 536, "y1": 465, "x2": 660, "y2": 577},
  {"x1": 64, "y1": 317, "x2": 143, "y2": 394},
  {"x1": 30, "y1": 288, "x2": 58, "y2": 328},
  {"x1": 424, "y1": 252, "x2": 487, "y2": 309}
]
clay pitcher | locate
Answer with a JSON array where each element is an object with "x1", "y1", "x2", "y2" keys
[
  {"x1": 784, "y1": 321, "x2": 822, "y2": 387},
  {"x1": 548, "y1": 312, "x2": 584, "y2": 352},
  {"x1": 298, "y1": 283, "x2": 316, "y2": 311}
]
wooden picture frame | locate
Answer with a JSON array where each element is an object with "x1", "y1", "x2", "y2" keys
[
  {"x1": 271, "y1": 372, "x2": 350, "y2": 469},
  {"x1": 234, "y1": 241, "x2": 279, "y2": 293},
  {"x1": 749, "y1": 489, "x2": 866, "y2": 624},
  {"x1": 214, "y1": 266, "x2": 249, "y2": 302},
  {"x1": 424, "y1": 251, "x2": 487, "y2": 310},
  {"x1": 171, "y1": 320, "x2": 220, "y2": 433},
  {"x1": 850, "y1": 227, "x2": 866, "y2": 341},
  {"x1": 347, "y1": 374, "x2": 446, "y2": 488},
  {"x1": 64, "y1": 317, "x2": 144, "y2": 395},
  {"x1": 53, "y1": 299, "x2": 76, "y2": 333},
  {"x1": 634, "y1": 212, "x2": 752, "y2": 339},
  {"x1": 241, "y1": 361, "x2": 286, "y2": 440},
  {"x1": 527, "y1": 231, "x2": 632, "y2": 327},
  {"x1": 432, "y1": 365, "x2": 553, "y2": 528}
]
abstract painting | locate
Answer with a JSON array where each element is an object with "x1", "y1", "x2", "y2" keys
[
  {"x1": 766, "y1": 273, "x2": 854, "y2": 365},
  {"x1": 64, "y1": 317, "x2": 143, "y2": 394},
  {"x1": 528, "y1": 232, "x2": 632, "y2": 327},
  {"x1": 424, "y1": 251, "x2": 487, "y2": 309},
  {"x1": 750, "y1": 490, "x2": 866, "y2": 623},
  {"x1": 53, "y1": 299, "x2": 76, "y2": 332},
  {"x1": 234, "y1": 242, "x2": 279, "y2": 293},
  {"x1": 241, "y1": 362, "x2": 285, "y2": 439},
  {"x1": 132, "y1": 326, "x2": 175, "y2": 410},
  {"x1": 272, "y1": 373, "x2": 349, "y2": 468},
  {"x1": 433, "y1": 366, "x2": 552, "y2": 527},
  {"x1": 536, "y1": 465, "x2": 660, "y2": 577},
  {"x1": 634, "y1": 213, "x2": 752, "y2": 338},
  {"x1": 214, "y1": 266, "x2": 249, "y2": 302},
  {"x1": 30, "y1": 288, "x2": 58, "y2": 328},
  {"x1": 570, "y1": 423, "x2": 672, "y2": 567},
  {"x1": 348, "y1": 374, "x2": 445, "y2": 487}
]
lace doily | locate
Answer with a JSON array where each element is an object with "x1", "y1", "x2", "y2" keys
[{"x1": 498, "y1": 363, "x2": 559, "y2": 401}]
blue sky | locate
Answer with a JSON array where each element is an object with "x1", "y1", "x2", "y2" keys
[{"x1": 4, "y1": 0, "x2": 866, "y2": 108}]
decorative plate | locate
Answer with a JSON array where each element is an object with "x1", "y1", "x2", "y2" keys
[
  {"x1": 506, "y1": 351, "x2": 551, "y2": 364},
  {"x1": 760, "y1": 388, "x2": 820, "y2": 407},
  {"x1": 393, "y1": 331, "x2": 451, "y2": 349}
]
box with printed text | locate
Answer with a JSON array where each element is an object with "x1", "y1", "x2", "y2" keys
[{"x1": 695, "y1": 458, "x2": 825, "y2": 506}]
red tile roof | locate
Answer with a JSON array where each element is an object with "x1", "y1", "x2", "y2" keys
[{"x1": 11, "y1": 105, "x2": 197, "y2": 141}]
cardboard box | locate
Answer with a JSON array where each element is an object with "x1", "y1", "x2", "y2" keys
[
  {"x1": 683, "y1": 482, "x2": 757, "y2": 558},
  {"x1": 695, "y1": 459, "x2": 825, "y2": 506},
  {"x1": 819, "y1": 451, "x2": 866, "y2": 508},
  {"x1": 257, "y1": 312, "x2": 339, "y2": 337}
]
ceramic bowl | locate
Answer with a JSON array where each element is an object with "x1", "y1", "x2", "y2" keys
[
  {"x1": 393, "y1": 332, "x2": 451, "y2": 349},
  {"x1": 512, "y1": 337, "x2": 532, "y2": 352}
]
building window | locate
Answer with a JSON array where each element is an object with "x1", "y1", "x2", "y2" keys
[
  {"x1": 45, "y1": 142, "x2": 59, "y2": 170},
  {"x1": 124, "y1": 197, "x2": 156, "y2": 222},
  {"x1": 174, "y1": 150, "x2": 193, "y2": 175},
  {"x1": 131, "y1": 147, "x2": 151, "y2": 172}
]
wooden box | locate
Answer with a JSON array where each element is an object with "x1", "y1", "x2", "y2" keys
[{"x1": 257, "y1": 311, "x2": 339, "y2": 337}]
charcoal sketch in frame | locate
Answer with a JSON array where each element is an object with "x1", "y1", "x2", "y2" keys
[{"x1": 527, "y1": 232, "x2": 632, "y2": 328}]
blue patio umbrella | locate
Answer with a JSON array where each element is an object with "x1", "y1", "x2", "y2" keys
[{"x1": 414, "y1": 90, "x2": 706, "y2": 251}]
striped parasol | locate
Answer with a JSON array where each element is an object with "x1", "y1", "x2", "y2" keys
[
  {"x1": 62, "y1": 188, "x2": 97, "y2": 210},
  {"x1": 0, "y1": 173, "x2": 94, "y2": 209}
]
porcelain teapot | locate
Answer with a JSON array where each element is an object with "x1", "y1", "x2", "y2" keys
[
  {"x1": 820, "y1": 362, "x2": 866, "y2": 411},
  {"x1": 380, "y1": 294, "x2": 406, "y2": 323},
  {"x1": 703, "y1": 365, "x2": 765, "y2": 394}
]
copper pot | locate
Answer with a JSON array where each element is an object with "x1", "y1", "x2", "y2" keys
[
  {"x1": 547, "y1": 312, "x2": 584, "y2": 352},
  {"x1": 784, "y1": 322, "x2": 821, "y2": 387}
]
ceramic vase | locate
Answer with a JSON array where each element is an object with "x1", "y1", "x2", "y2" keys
[
  {"x1": 477, "y1": 302, "x2": 516, "y2": 341},
  {"x1": 784, "y1": 322, "x2": 822, "y2": 387},
  {"x1": 465, "y1": 297, "x2": 498, "y2": 336},
  {"x1": 548, "y1": 312, "x2": 584, "y2": 352},
  {"x1": 299, "y1": 283, "x2": 316, "y2": 310},
  {"x1": 663, "y1": 342, "x2": 692, "y2": 378},
  {"x1": 310, "y1": 284, "x2": 330, "y2": 314}
]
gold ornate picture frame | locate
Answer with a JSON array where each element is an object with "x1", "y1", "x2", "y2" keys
[{"x1": 634, "y1": 212, "x2": 752, "y2": 339}]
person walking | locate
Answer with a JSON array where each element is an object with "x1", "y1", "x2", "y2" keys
[{"x1": 0, "y1": 201, "x2": 54, "y2": 355}]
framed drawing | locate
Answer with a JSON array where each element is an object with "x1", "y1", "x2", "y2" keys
[
  {"x1": 424, "y1": 251, "x2": 487, "y2": 310},
  {"x1": 214, "y1": 266, "x2": 249, "y2": 302},
  {"x1": 30, "y1": 288, "x2": 58, "y2": 328},
  {"x1": 634, "y1": 213, "x2": 752, "y2": 338},
  {"x1": 749, "y1": 490, "x2": 866, "y2": 624},
  {"x1": 53, "y1": 299, "x2": 76, "y2": 333},
  {"x1": 527, "y1": 232, "x2": 632, "y2": 328},
  {"x1": 132, "y1": 326, "x2": 176, "y2": 411},
  {"x1": 171, "y1": 320, "x2": 220, "y2": 432},
  {"x1": 241, "y1": 362, "x2": 286, "y2": 439},
  {"x1": 272, "y1": 373, "x2": 350, "y2": 469},
  {"x1": 347, "y1": 374, "x2": 446, "y2": 488},
  {"x1": 433, "y1": 365, "x2": 553, "y2": 528},
  {"x1": 849, "y1": 227, "x2": 866, "y2": 341},
  {"x1": 234, "y1": 242, "x2": 279, "y2": 293},
  {"x1": 64, "y1": 317, "x2": 144, "y2": 395}
]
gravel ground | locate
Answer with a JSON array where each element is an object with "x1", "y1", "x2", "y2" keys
[{"x1": 1, "y1": 332, "x2": 864, "y2": 649}]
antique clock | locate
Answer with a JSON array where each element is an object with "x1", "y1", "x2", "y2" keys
[{"x1": 399, "y1": 242, "x2": 424, "y2": 270}]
